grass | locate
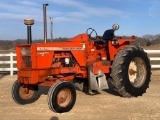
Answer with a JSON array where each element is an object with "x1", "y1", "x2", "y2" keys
[
  {"x1": 0, "y1": 64, "x2": 17, "y2": 68},
  {"x1": 0, "y1": 52, "x2": 17, "y2": 69},
  {"x1": 0, "y1": 56, "x2": 16, "y2": 61},
  {"x1": 150, "y1": 61, "x2": 160, "y2": 65}
]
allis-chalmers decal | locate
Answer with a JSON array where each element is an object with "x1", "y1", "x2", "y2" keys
[{"x1": 37, "y1": 47, "x2": 85, "y2": 51}]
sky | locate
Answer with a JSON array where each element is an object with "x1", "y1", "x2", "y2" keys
[{"x1": 0, "y1": 0, "x2": 160, "y2": 40}]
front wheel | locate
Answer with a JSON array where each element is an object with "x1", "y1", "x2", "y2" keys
[
  {"x1": 47, "y1": 81, "x2": 76, "y2": 113},
  {"x1": 110, "y1": 45, "x2": 151, "y2": 97},
  {"x1": 11, "y1": 80, "x2": 40, "y2": 104}
]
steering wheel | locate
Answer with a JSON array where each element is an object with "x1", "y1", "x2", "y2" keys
[{"x1": 86, "y1": 28, "x2": 98, "y2": 40}]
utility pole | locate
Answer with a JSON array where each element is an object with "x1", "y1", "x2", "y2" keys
[{"x1": 49, "y1": 17, "x2": 53, "y2": 42}]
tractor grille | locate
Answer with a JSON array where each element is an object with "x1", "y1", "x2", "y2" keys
[
  {"x1": 21, "y1": 56, "x2": 32, "y2": 68},
  {"x1": 20, "y1": 47, "x2": 31, "y2": 68}
]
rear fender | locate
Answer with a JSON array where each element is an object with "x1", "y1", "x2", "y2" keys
[{"x1": 108, "y1": 40, "x2": 132, "y2": 61}]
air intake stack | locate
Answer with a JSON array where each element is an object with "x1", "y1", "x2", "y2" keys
[
  {"x1": 24, "y1": 19, "x2": 34, "y2": 44},
  {"x1": 43, "y1": 4, "x2": 49, "y2": 43}
]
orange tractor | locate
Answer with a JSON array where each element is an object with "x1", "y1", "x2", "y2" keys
[{"x1": 11, "y1": 4, "x2": 151, "y2": 113}]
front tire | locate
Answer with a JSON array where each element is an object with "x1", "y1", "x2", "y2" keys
[
  {"x1": 48, "y1": 81, "x2": 76, "y2": 113},
  {"x1": 11, "y1": 80, "x2": 40, "y2": 104},
  {"x1": 110, "y1": 45, "x2": 151, "y2": 97}
]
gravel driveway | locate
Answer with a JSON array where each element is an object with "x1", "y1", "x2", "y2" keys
[{"x1": 0, "y1": 71, "x2": 160, "y2": 120}]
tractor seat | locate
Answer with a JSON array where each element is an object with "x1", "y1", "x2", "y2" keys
[{"x1": 94, "y1": 40, "x2": 106, "y2": 44}]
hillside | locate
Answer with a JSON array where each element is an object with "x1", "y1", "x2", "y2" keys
[
  {"x1": 1, "y1": 34, "x2": 160, "y2": 50},
  {"x1": 0, "y1": 38, "x2": 67, "y2": 50}
]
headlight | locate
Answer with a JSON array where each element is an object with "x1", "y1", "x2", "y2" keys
[
  {"x1": 21, "y1": 47, "x2": 31, "y2": 56},
  {"x1": 111, "y1": 40, "x2": 118, "y2": 45}
]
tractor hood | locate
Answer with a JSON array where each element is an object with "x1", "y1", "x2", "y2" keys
[{"x1": 17, "y1": 33, "x2": 89, "y2": 48}]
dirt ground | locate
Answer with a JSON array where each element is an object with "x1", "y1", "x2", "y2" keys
[{"x1": 1, "y1": 71, "x2": 160, "y2": 120}]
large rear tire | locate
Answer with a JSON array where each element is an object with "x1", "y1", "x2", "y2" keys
[
  {"x1": 48, "y1": 81, "x2": 76, "y2": 113},
  {"x1": 110, "y1": 45, "x2": 151, "y2": 97},
  {"x1": 11, "y1": 80, "x2": 40, "y2": 104}
]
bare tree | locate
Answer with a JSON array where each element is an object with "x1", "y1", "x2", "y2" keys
[{"x1": 142, "y1": 34, "x2": 156, "y2": 41}]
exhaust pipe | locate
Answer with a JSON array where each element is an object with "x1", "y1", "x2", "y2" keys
[
  {"x1": 43, "y1": 4, "x2": 49, "y2": 43},
  {"x1": 24, "y1": 19, "x2": 34, "y2": 44}
]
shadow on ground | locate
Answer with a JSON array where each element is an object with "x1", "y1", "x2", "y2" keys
[
  {"x1": 50, "y1": 116, "x2": 59, "y2": 120},
  {"x1": 0, "y1": 72, "x2": 10, "y2": 79},
  {"x1": 39, "y1": 86, "x2": 50, "y2": 95}
]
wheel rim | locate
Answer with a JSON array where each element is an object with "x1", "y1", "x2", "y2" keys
[
  {"x1": 128, "y1": 57, "x2": 147, "y2": 88},
  {"x1": 19, "y1": 85, "x2": 34, "y2": 100},
  {"x1": 57, "y1": 88, "x2": 72, "y2": 108}
]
